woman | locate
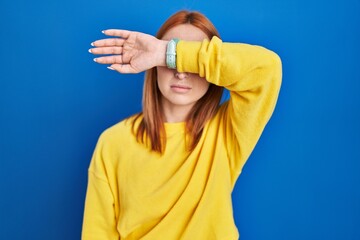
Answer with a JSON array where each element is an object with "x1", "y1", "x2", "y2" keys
[{"x1": 82, "y1": 10, "x2": 282, "y2": 240}]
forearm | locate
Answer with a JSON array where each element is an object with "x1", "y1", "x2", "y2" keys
[{"x1": 176, "y1": 36, "x2": 282, "y2": 92}]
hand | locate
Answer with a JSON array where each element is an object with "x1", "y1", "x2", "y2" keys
[{"x1": 89, "y1": 29, "x2": 168, "y2": 73}]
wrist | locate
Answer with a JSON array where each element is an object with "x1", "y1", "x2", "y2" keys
[{"x1": 156, "y1": 40, "x2": 168, "y2": 67}]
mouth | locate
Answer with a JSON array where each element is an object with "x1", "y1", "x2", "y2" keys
[
  {"x1": 171, "y1": 84, "x2": 191, "y2": 89},
  {"x1": 170, "y1": 84, "x2": 192, "y2": 93}
]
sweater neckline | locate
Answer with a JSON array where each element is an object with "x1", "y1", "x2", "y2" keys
[{"x1": 164, "y1": 121, "x2": 186, "y2": 134}]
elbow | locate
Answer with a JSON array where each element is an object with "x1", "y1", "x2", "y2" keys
[
  {"x1": 266, "y1": 50, "x2": 282, "y2": 91},
  {"x1": 273, "y1": 52, "x2": 283, "y2": 90},
  {"x1": 257, "y1": 47, "x2": 283, "y2": 84},
  {"x1": 266, "y1": 48, "x2": 282, "y2": 72},
  {"x1": 272, "y1": 51, "x2": 282, "y2": 75}
]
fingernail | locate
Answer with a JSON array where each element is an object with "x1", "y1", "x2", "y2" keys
[
  {"x1": 107, "y1": 66, "x2": 115, "y2": 70},
  {"x1": 91, "y1": 42, "x2": 94, "y2": 46},
  {"x1": 102, "y1": 30, "x2": 106, "y2": 34},
  {"x1": 88, "y1": 49, "x2": 92, "y2": 53},
  {"x1": 93, "y1": 58, "x2": 97, "y2": 62}
]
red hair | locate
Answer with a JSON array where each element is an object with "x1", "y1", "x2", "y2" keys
[{"x1": 132, "y1": 10, "x2": 224, "y2": 153}]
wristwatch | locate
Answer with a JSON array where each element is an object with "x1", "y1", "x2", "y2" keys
[{"x1": 166, "y1": 38, "x2": 180, "y2": 69}]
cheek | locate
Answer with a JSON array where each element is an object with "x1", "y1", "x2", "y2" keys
[
  {"x1": 156, "y1": 67, "x2": 174, "y2": 89},
  {"x1": 192, "y1": 75, "x2": 210, "y2": 95}
]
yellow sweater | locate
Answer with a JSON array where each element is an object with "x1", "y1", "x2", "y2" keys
[{"x1": 82, "y1": 36, "x2": 282, "y2": 240}]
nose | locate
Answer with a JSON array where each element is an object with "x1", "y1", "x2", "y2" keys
[{"x1": 175, "y1": 71, "x2": 189, "y2": 79}]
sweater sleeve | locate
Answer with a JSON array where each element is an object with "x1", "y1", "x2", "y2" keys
[
  {"x1": 82, "y1": 134, "x2": 120, "y2": 240},
  {"x1": 177, "y1": 36, "x2": 282, "y2": 182}
]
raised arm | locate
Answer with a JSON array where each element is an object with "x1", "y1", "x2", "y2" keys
[{"x1": 177, "y1": 37, "x2": 282, "y2": 183}]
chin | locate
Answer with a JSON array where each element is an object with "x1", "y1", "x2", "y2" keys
[
  {"x1": 171, "y1": 99, "x2": 197, "y2": 107},
  {"x1": 165, "y1": 96, "x2": 198, "y2": 107}
]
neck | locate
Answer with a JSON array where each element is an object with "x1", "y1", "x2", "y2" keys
[{"x1": 161, "y1": 100, "x2": 194, "y2": 123}]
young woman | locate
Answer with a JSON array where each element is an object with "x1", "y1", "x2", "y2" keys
[{"x1": 82, "y1": 10, "x2": 282, "y2": 240}]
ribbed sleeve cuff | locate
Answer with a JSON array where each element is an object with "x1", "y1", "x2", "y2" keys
[{"x1": 176, "y1": 40, "x2": 202, "y2": 74}]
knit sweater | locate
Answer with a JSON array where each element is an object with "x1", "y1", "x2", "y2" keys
[{"x1": 82, "y1": 36, "x2": 282, "y2": 240}]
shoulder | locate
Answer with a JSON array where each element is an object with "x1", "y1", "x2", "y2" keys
[{"x1": 97, "y1": 114, "x2": 141, "y2": 146}]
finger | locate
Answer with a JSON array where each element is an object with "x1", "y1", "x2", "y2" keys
[
  {"x1": 94, "y1": 55, "x2": 124, "y2": 64},
  {"x1": 110, "y1": 64, "x2": 137, "y2": 74},
  {"x1": 89, "y1": 46, "x2": 123, "y2": 55},
  {"x1": 91, "y1": 38, "x2": 125, "y2": 47},
  {"x1": 102, "y1": 29, "x2": 131, "y2": 38}
]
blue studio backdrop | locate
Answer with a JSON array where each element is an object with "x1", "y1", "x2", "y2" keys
[{"x1": 1, "y1": 0, "x2": 359, "y2": 239}]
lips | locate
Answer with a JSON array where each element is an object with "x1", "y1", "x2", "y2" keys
[
  {"x1": 170, "y1": 84, "x2": 191, "y2": 89},
  {"x1": 170, "y1": 84, "x2": 192, "y2": 93}
]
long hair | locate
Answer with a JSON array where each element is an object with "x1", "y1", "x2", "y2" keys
[{"x1": 132, "y1": 10, "x2": 224, "y2": 153}]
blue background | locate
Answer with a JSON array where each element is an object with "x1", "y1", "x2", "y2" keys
[{"x1": 1, "y1": 0, "x2": 359, "y2": 239}]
